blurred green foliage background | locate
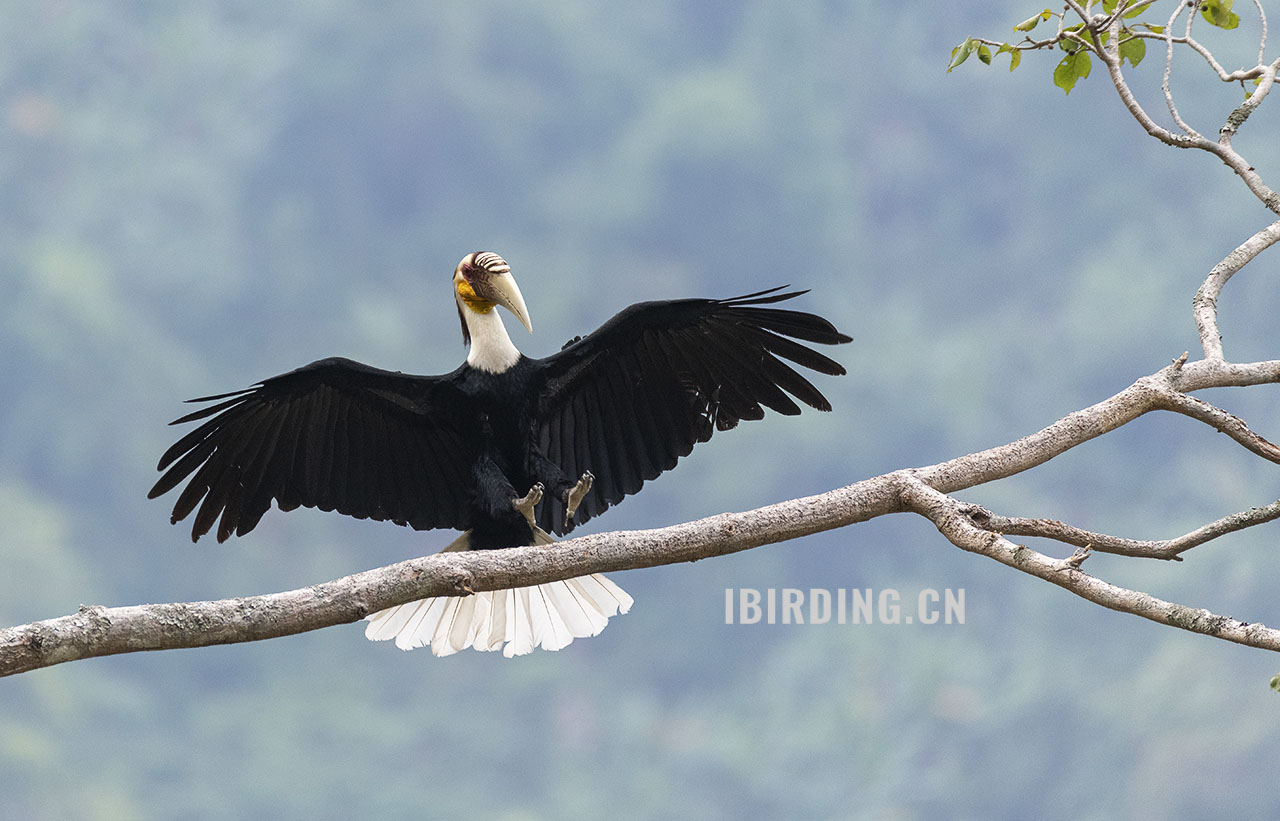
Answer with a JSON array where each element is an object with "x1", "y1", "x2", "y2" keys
[{"x1": 2, "y1": 2, "x2": 1280, "y2": 818}]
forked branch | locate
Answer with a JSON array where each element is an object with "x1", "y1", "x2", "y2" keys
[
  {"x1": 963, "y1": 498, "x2": 1280, "y2": 560},
  {"x1": 898, "y1": 478, "x2": 1280, "y2": 651},
  {"x1": 5, "y1": 1, "x2": 1280, "y2": 677},
  {"x1": 5, "y1": 348, "x2": 1280, "y2": 676}
]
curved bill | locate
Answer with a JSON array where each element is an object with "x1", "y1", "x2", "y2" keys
[{"x1": 486, "y1": 270, "x2": 533, "y2": 333}]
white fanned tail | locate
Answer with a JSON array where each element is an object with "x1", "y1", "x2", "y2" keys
[{"x1": 363, "y1": 527, "x2": 633, "y2": 657}]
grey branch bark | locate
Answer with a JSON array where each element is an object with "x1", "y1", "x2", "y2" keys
[
  {"x1": 6, "y1": 351, "x2": 1280, "y2": 677},
  {"x1": 5, "y1": 1, "x2": 1280, "y2": 677},
  {"x1": 897, "y1": 478, "x2": 1280, "y2": 652},
  {"x1": 966, "y1": 498, "x2": 1280, "y2": 560},
  {"x1": 1, "y1": 484, "x2": 895, "y2": 677}
]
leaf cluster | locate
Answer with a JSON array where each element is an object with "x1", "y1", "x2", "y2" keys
[{"x1": 949, "y1": 0, "x2": 1243, "y2": 94}]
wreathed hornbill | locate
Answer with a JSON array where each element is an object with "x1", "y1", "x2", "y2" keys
[{"x1": 150, "y1": 252, "x2": 851, "y2": 656}]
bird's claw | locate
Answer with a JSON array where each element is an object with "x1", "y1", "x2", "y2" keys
[
  {"x1": 565, "y1": 471, "x2": 593, "y2": 523},
  {"x1": 513, "y1": 482, "x2": 544, "y2": 527}
]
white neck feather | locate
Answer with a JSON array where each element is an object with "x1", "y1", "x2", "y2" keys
[{"x1": 463, "y1": 304, "x2": 522, "y2": 373}]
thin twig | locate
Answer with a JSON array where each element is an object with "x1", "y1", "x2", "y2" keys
[
  {"x1": 1127, "y1": 31, "x2": 1265, "y2": 81},
  {"x1": 1164, "y1": 0, "x2": 1204, "y2": 138},
  {"x1": 1257, "y1": 0, "x2": 1269, "y2": 63},
  {"x1": 961, "y1": 500, "x2": 1280, "y2": 560},
  {"x1": 1157, "y1": 391, "x2": 1280, "y2": 462}
]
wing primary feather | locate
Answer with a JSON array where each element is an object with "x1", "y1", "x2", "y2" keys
[
  {"x1": 156, "y1": 401, "x2": 252, "y2": 470},
  {"x1": 753, "y1": 327, "x2": 847, "y2": 375},
  {"x1": 670, "y1": 327, "x2": 750, "y2": 429},
  {"x1": 149, "y1": 430, "x2": 226, "y2": 500},
  {"x1": 694, "y1": 327, "x2": 775, "y2": 419},
  {"x1": 168, "y1": 393, "x2": 253, "y2": 426},
  {"x1": 194, "y1": 404, "x2": 272, "y2": 541},
  {"x1": 702, "y1": 328, "x2": 799, "y2": 417},
  {"x1": 751, "y1": 344, "x2": 833, "y2": 412},
  {"x1": 214, "y1": 403, "x2": 278, "y2": 542},
  {"x1": 183, "y1": 385, "x2": 260, "y2": 404},
  {"x1": 726, "y1": 306, "x2": 852, "y2": 344},
  {"x1": 179, "y1": 410, "x2": 256, "y2": 538},
  {"x1": 716, "y1": 284, "x2": 795, "y2": 304}
]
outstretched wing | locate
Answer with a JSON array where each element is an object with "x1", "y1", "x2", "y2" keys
[
  {"x1": 532, "y1": 287, "x2": 851, "y2": 535},
  {"x1": 149, "y1": 357, "x2": 476, "y2": 542}
]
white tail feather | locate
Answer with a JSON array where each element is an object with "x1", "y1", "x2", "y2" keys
[
  {"x1": 364, "y1": 529, "x2": 632, "y2": 657},
  {"x1": 507, "y1": 587, "x2": 535, "y2": 657}
]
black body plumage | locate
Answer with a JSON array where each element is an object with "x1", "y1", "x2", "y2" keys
[{"x1": 150, "y1": 286, "x2": 852, "y2": 548}]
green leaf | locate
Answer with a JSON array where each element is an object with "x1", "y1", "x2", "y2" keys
[
  {"x1": 1271, "y1": 673, "x2": 1280, "y2": 692},
  {"x1": 1014, "y1": 9, "x2": 1053, "y2": 32},
  {"x1": 1054, "y1": 51, "x2": 1092, "y2": 94},
  {"x1": 1119, "y1": 35, "x2": 1146, "y2": 67},
  {"x1": 996, "y1": 42, "x2": 1022, "y2": 71},
  {"x1": 1059, "y1": 24, "x2": 1089, "y2": 53},
  {"x1": 947, "y1": 40, "x2": 973, "y2": 72},
  {"x1": 1201, "y1": 0, "x2": 1241, "y2": 29},
  {"x1": 1138, "y1": 23, "x2": 1165, "y2": 33},
  {"x1": 977, "y1": 43, "x2": 992, "y2": 65}
]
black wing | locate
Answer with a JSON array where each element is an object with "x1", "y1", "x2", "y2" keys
[
  {"x1": 149, "y1": 357, "x2": 476, "y2": 542},
  {"x1": 532, "y1": 287, "x2": 851, "y2": 535}
]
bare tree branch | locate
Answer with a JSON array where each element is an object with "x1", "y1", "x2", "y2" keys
[
  {"x1": 0, "y1": 481, "x2": 902, "y2": 678},
  {"x1": 1162, "y1": 0, "x2": 1204, "y2": 139},
  {"x1": 1194, "y1": 219, "x2": 1280, "y2": 359},
  {"x1": 1157, "y1": 390, "x2": 1280, "y2": 462},
  {"x1": 1127, "y1": 30, "x2": 1270, "y2": 81},
  {"x1": 961, "y1": 498, "x2": 1280, "y2": 560},
  {"x1": 1050, "y1": 0, "x2": 1280, "y2": 212},
  {"x1": 897, "y1": 477, "x2": 1280, "y2": 651},
  {"x1": 8, "y1": 1, "x2": 1280, "y2": 677},
  {"x1": 1256, "y1": 0, "x2": 1269, "y2": 63},
  {"x1": 6, "y1": 343, "x2": 1280, "y2": 676}
]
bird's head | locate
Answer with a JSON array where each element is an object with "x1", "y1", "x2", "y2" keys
[{"x1": 453, "y1": 251, "x2": 533, "y2": 344}]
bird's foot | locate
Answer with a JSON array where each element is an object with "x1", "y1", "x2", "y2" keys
[
  {"x1": 513, "y1": 483, "x2": 544, "y2": 527},
  {"x1": 565, "y1": 471, "x2": 593, "y2": 523}
]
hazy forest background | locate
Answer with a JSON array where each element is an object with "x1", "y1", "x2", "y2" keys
[{"x1": 3, "y1": 2, "x2": 1279, "y2": 818}]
